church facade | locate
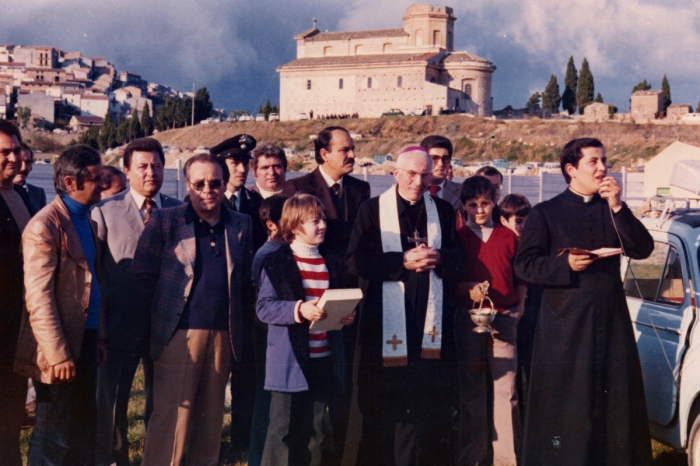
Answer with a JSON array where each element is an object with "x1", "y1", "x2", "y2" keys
[{"x1": 277, "y1": 4, "x2": 496, "y2": 121}]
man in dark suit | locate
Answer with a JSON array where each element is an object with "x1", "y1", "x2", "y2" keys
[
  {"x1": 282, "y1": 125, "x2": 371, "y2": 462},
  {"x1": 420, "y1": 135, "x2": 461, "y2": 211},
  {"x1": 13, "y1": 142, "x2": 47, "y2": 213},
  {"x1": 0, "y1": 119, "x2": 32, "y2": 466},
  {"x1": 132, "y1": 153, "x2": 253, "y2": 465},
  {"x1": 92, "y1": 138, "x2": 182, "y2": 466}
]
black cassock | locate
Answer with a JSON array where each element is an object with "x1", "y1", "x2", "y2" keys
[
  {"x1": 346, "y1": 190, "x2": 465, "y2": 466},
  {"x1": 514, "y1": 189, "x2": 654, "y2": 466}
]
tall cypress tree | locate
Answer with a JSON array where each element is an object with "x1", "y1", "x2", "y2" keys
[
  {"x1": 128, "y1": 111, "x2": 141, "y2": 141},
  {"x1": 576, "y1": 57, "x2": 595, "y2": 115},
  {"x1": 116, "y1": 113, "x2": 128, "y2": 145},
  {"x1": 541, "y1": 75, "x2": 560, "y2": 113},
  {"x1": 595, "y1": 93, "x2": 603, "y2": 103},
  {"x1": 525, "y1": 92, "x2": 541, "y2": 109},
  {"x1": 661, "y1": 75, "x2": 672, "y2": 114},
  {"x1": 141, "y1": 102, "x2": 153, "y2": 136},
  {"x1": 98, "y1": 111, "x2": 116, "y2": 151},
  {"x1": 562, "y1": 56, "x2": 578, "y2": 114}
]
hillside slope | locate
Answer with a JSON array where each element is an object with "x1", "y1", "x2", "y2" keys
[{"x1": 150, "y1": 116, "x2": 700, "y2": 171}]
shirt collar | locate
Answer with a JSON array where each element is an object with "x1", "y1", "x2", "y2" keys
[
  {"x1": 568, "y1": 187, "x2": 595, "y2": 203},
  {"x1": 130, "y1": 188, "x2": 162, "y2": 209},
  {"x1": 225, "y1": 187, "x2": 242, "y2": 201},
  {"x1": 256, "y1": 183, "x2": 283, "y2": 199},
  {"x1": 319, "y1": 165, "x2": 343, "y2": 189}
]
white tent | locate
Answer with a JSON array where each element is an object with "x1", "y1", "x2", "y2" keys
[{"x1": 644, "y1": 141, "x2": 700, "y2": 198}]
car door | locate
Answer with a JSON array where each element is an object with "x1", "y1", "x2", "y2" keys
[{"x1": 624, "y1": 232, "x2": 690, "y2": 426}]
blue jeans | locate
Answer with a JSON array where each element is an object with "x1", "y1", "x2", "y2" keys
[{"x1": 28, "y1": 330, "x2": 98, "y2": 466}]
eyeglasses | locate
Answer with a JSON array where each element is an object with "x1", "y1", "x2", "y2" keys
[
  {"x1": 430, "y1": 155, "x2": 451, "y2": 163},
  {"x1": 397, "y1": 167, "x2": 431, "y2": 180},
  {"x1": 188, "y1": 179, "x2": 224, "y2": 191}
]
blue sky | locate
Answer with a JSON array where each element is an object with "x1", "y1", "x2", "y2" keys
[{"x1": 3, "y1": 0, "x2": 700, "y2": 113}]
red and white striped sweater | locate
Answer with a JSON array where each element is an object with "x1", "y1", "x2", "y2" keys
[{"x1": 290, "y1": 240, "x2": 331, "y2": 358}]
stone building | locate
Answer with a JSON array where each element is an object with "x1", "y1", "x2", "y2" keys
[
  {"x1": 583, "y1": 102, "x2": 613, "y2": 122},
  {"x1": 277, "y1": 4, "x2": 496, "y2": 121},
  {"x1": 666, "y1": 104, "x2": 692, "y2": 121},
  {"x1": 631, "y1": 90, "x2": 663, "y2": 123}
]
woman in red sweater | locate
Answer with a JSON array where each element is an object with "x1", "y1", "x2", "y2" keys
[{"x1": 455, "y1": 176, "x2": 527, "y2": 466}]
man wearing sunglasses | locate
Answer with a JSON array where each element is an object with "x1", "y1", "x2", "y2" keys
[
  {"x1": 420, "y1": 135, "x2": 461, "y2": 211},
  {"x1": 132, "y1": 153, "x2": 253, "y2": 466}
]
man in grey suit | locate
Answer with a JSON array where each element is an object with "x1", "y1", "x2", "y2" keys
[
  {"x1": 14, "y1": 143, "x2": 46, "y2": 213},
  {"x1": 420, "y1": 135, "x2": 462, "y2": 211},
  {"x1": 92, "y1": 137, "x2": 182, "y2": 466}
]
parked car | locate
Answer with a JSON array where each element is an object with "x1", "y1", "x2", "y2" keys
[
  {"x1": 225, "y1": 115, "x2": 238, "y2": 122},
  {"x1": 283, "y1": 148, "x2": 298, "y2": 158},
  {"x1": 542, "y1": 162, "x2": 561, "y2": 173},
  {"x1": 194, "y1": 146, "x2": 211, "y2": 154},
  {"x1": 299, "y1": 112, "x2": 309, "y2": 120},
  {"x1": 373, "y1": 154, "x2": 394, "y2": 164},
  {"x1": 348, "y1": 130, "x2": 362, "y2": 140},
  {"x1": 439, "y1": 107, "x2": 465, "y2": 115},
  {"x1": 382, "y1": 109, "x2": 404, "y2": 117},
  {"x1": 452, "y1": 160, "x2": 465, "y2": 167},
  {"x1": 238, "y1": 114, "x2": 254, "y2": 122},
  {"x1": 269, "y1": 113, "x2": 280, "y2": 121},
  {"x1": 255, "y1": 114, "x2": 266, "y2": 122}
]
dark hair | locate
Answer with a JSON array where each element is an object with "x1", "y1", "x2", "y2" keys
[
  {"x1": 54, "y1": 144, "x2": 102, "y2": 195},
  {"x1": 183, "y1": 153, "x2": 230, "y2": 184},
  {"x1": 314, "y1": 126, "x2": 349, "y2": 164},
  {"x1": 560, "y1": 137, "x2": 604, "y2": 184},
  {"x1": 251, "y1": 143, "x2": 287, "y2": 171},
  {"x1": 20, "y1": 142, "x2": 33, "y2": 161},
  {"x1": 420, "y1": 135, "x2": 453, "y2": 158},
  {"x1": 460, "y1": 176, "x2": 496, "y2": 204},
  {"x1": 0, "y1": 119, "x2": 22, "y2": 143},
  {"x1": 475, "y1": 166, "x2": 503, "y2": 183},
  {"x1": 123, "y1": 137, "x2": 165, "y2": 168},
  {"x1": 259, "y1": 194, "x2": 288, "y2": 229},
  {"x1": 499, "y1": 193, "x2": 531, "y2": 220},
  {"x1": 101, "y1": 165, "x2": 127, "y2": 189}
]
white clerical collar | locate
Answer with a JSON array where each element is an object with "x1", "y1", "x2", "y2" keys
[
  {"x1": 256, "y1": 183, "x2": 283, "y2": 199},
  {"x1": 130, "y1": 188, "x2": 162, "y2": 209},
  {"x1": 397, "y1": 187, "x2": 420, "y2": 205},
  {"x1": 319, "y1": 164, "x2": 343, "y2": 189},
  {"x1": 568, "y1": 187, "x2": 594, "y2": 203}
]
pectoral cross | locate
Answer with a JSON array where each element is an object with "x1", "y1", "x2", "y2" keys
[
  {"x1": 427, "y1": 326, "x2": 439, "y2": 343},
  {"x1": 386, "y1": 334, "x2": 403, "y2": 351},
  {"x1": 408, "y1": 230, "x2": 427, "y2": 248}
]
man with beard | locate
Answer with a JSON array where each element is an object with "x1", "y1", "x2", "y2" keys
[{"x1": 514, "y1": 137, "x2": 654, "y2": 465}]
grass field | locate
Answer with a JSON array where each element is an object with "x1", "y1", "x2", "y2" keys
[{"x1": 19, "y1": 366, "x2": 689, "y2": 465}]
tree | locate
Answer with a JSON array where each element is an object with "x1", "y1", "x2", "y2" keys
[
  {"x1": 260, "y1": 99, "x2": 273, "y2": 120},
  {"x1": 595, "y1": 93, "x2": 603, "y2": 103},
  {"x1": 661, "y1": 74, "x2": 671, "y2": 114},
  {"x1": 562, "y1": 56, "x2": 578, "y2": 114},
  {"x1": 98, "y1": 111, "x2": 117, "y2": 151},
  {"x1": 193, "y1": 87, "x2": 213, "y2": 124},
  {"x1": 541, "y1": 75, "x2": 560, "y2": 113},
  {"x1": 141, "y1": 102, "x2": 153, "y2": 136},
  {"x1": 632, "y1": 79, "x2": 652, "y2": 94},
  {"x1": 78, "y1": 127, "x2": 100, "y2": 150},
  {"x1": 128, "y1": 110, "x2": 142, "y2": 141},
  {"x1": 576, "y1": 57, "x2": 595, "y2": 115},
  {"x1": 16, "y1": 106, "x2": 31, "y2": 127},
  {"x1": 525, "y1": 92, "x2": 541, "y2": 109},
  {"x1": 116, "y1": 113, "x2": 128, "y2": 145}
]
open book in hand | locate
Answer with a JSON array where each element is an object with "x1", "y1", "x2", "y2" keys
[
  {"x1": 558, "y1": 247, "x2": 623, "y2": 259},
  {"x1": 308, "y1": 288, "x2": 363, "y2": 332}
]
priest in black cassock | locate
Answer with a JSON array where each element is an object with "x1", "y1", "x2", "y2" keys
[
  {"x1": 347, "y1": 146, "x2": 465, "y2": 466},
  {"x1": 514, "y1": 137, "x2": 654, "y2": 466}
]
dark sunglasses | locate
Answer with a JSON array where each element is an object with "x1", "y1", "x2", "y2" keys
[{"x1": 189, "y1": 179, "x2": 224, "y2": 191}]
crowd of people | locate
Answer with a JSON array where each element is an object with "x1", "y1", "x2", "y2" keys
[{"x1": 0, "y1": 118, "x2": 655, "y2": 466}]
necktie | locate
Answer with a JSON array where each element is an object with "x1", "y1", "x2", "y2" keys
[
  {"x1": 331, "y1": 183, "x2": 341, "y2": 197},
  {"x1": 429, "y1": 185, "x2": 441, "y2": 197},
  {"x1": 143, "y1": 198, "x2": 156, "y2": 224},
  {"x1": 230, "y1": 193, "x2": 238, "y2": 212}
]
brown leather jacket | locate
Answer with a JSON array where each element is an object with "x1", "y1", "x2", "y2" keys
[{"x1": 14, "y1": 196, "x2": 105, "y2": 383}]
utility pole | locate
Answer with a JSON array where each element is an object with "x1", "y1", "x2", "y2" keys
[{"x1": 191, "y1": 81, "x2": 195, "y2": 127}]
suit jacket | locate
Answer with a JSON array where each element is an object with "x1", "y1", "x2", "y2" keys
[
  {"x1": 91, "y1": 190, "x2": 182, "y2": 352},
  {"x1": 15, "y1": 196, "x2": 105, "y2": 384},
  {"x1": 26, "y1": 183, "x2": 47, "y2": 214},
  {"x1": 224, "y1": 187, "x2": 266, "y2": 251},
  {"x1": 441, "y1": 179, "x2": 462, "y2": 211},
  {"x1": 132, "y1": 203, "x2": 253, "y2": 361},
  {"x1": 0, "y1": 186, "x2": 33, "y2": 367},
  {"x1": 282, "y1": 167, "x2": 370, "y2": 277}
]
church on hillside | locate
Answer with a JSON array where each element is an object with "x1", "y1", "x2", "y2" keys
[{"x1": 277, "y1": 4, "x2": 496, "y2": 121}]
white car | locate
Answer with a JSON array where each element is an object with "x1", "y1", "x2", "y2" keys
[
  {"x1": 269, "y1": 113, "x2": 279, "y2": 121},
  {"x1": 299, "y1": 113, "x2": 309, "y2": 120},
  {"x1": 225, "y1": 115, "x2": 238, "y2": 122},
  {"x1": 255, "y1": 114, "x2": 266, "y2": 122},
  {"x1": 194, "y1": 146, "x2": 211, "y2": 154}
]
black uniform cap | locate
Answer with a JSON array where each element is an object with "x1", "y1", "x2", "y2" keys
[{"x1": 211, "y1": 134, "x2": 256, "y2": 160}]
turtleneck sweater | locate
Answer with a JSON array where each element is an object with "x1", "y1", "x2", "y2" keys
[
  {"x1": 61, "y1": 194, "x2": 100, "y2": 329},
  {"x1": 290, "y1": 239, "x2": 331, "y2": 358},
  {"x1": 467, "y1": 216, "x2": 494, "y2": 242}
]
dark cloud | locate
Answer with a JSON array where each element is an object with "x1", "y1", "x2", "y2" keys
[{"x1": 2, "y1": 1, "x2": 699, "y2": 113}]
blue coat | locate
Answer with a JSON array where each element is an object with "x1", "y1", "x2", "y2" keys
[{"x1": 256, "y1": 244, "x2": 344, "y2": 393}]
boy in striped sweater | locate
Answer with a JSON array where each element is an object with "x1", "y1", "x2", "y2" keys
[{"x1": 256, "y1": 194, "x2": 355, "y2": 466}]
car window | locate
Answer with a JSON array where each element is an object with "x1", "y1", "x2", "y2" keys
[{"x1": 624, "y1": 241, "x2": 685, "y2": 307}]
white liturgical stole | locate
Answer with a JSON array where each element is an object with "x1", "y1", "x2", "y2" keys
[{"x1": 379, "y1": 186, "x2": 443, "y2": 367}]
